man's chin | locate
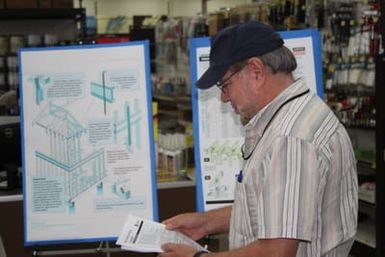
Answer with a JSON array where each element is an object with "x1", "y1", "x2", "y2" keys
[{"x1": 240, "y1": 116, "x2": 251, "y2": 126}]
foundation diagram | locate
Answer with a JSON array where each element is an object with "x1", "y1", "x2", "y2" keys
[{"x1": 112, "y1": 177, "x2": 131, "y2": 199}]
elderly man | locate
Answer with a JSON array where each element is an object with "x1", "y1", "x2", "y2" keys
[{"x1": 160, "y1": 21, "x2": 358, "y2": 257}]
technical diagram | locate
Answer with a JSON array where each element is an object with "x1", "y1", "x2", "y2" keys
[
  {"x1": 204, "y1": 140, "x2": 242, "y2": 165},
  {"x1": 90, "y1": 70, "x2": 140, "y2": 115},
  {"x1": 33, "y1": 102, "x2": 107, "y2": 210},
  {"x1": 31, "y1": 75, "x2": 50, "y2": 105},
  {"x1": 113, "y1": 99, "x2": 142, "y2": 151},
  {"x1": 112, "y1": 177, "x2": 131, "y2": 199},
  {"x1": 21, "y1": 41, "x2": 156, "y2": 245},
  {"x1": 91, "y1": 71, "x2": 115, "y2": 115},
  {"x1": 205, "y1": 170, "x2": 230, "y2": 199}
]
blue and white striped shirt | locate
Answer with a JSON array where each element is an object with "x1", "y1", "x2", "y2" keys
[{"x1": 229, "y1": 78, "x2": 358, "y2": 257}]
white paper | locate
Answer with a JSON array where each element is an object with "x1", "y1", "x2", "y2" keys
[{"x1": 116, "y1": 214, "x2": 208, "y2": 253}]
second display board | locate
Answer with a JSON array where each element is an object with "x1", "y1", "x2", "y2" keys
[{"x1": 190, "y1": 29, "x2": 324, "y2": 212}]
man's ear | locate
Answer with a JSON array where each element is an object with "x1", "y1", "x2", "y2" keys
[{"x1": 247, "y1": 57, "x2": 266, "y2": 84}]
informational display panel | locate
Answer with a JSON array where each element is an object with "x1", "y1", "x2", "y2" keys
[
  {"x1": 19, "y1": 41, "x2": 158, "y2": 245},
  {"x1": 190, "y1": 29, "x2": 323, "y2": 212}
]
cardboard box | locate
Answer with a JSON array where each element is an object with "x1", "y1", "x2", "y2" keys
[
  {"x1": 6, "y1": 0, "x2": 38, "y2": 8},
  {"x1": 52, "y1": 0, "x2": 73, "y2": 8},
  {"x1": 37, "y1": 0, "x2": 52, "y2": 8}
]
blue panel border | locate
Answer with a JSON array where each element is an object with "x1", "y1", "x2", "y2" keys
[
  {"x1": 189, "y1": 37, "x2": 209, "y2": 212},
  {"x1": 278, "y1": 28, "x2": 324, "y2": 98}
]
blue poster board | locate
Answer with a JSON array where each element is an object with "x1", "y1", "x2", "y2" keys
[
  {"x1": 190, "y1": 29, "x2": 324, "y2": 212},
  {"x1": 19, "y1": 41, "x2": 158, "y2": 245}
]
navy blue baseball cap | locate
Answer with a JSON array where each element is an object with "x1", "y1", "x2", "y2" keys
[{"x1": 196, "y1": 21, "x2": 284, "y2": 89}]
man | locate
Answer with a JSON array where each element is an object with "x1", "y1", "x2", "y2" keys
[{"x1": 160, "y1": 21, "x2": 358, "y2": 257}]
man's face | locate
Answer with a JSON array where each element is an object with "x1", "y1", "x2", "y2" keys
[{"x1": 217, "y1": 62, "x2": 261, "y2": 124}]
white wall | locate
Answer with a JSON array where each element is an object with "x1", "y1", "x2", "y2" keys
[{"x1": 75, "y1": 0, "x2": 252, "y2": 17}]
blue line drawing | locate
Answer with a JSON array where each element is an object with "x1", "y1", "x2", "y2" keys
[
  {"x1": 30, "y1": 74, "x2": 85, "y2": 106},
  {"x1": 90, "y1": 70, "x2": 140, "y2": 115},
  {"x1": 90, "y1": 71, "x2": 115, "y2": 115},
  {"x1": 113, "y1": 99, "x2": 142, "y2": 151},
  {"x1": 204, "y1": 140, "x2": 242, "y2": 165},
  {"x1": 34, "y1": 102, "x2": 107, "y2": 211},
  {"x1": 30, "y1": 75, "x2": 51, "y2": 105},
  {"x1": 206, "y1": 170, "x2": 229, "y2": 199},
  {"x1": 111, "y1": 177, "x2": 131, "y2": 199},
  {"x1": 90, "y1": 82, "x2": 115, "y2": 103}
]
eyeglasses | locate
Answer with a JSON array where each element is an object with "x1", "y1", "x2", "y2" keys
[{"x1": 215, "y1": 65, "x2": 246, "y2": 94}]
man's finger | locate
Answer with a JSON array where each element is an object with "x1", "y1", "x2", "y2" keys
[{"x1": 161, "y1": 243, "x2": 177, "y2": 252}]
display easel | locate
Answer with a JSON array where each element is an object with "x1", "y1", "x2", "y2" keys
[{"x1": 32, "y1": 241, "x2": 124, "y2": 256}]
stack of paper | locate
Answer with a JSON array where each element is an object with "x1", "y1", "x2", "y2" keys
[{"x1": 116, "y1": 214, "x2": 208, "y2": 253}]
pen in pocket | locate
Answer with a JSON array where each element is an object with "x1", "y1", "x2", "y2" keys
[{"x1": 237, "y1": 170, "x2": 243, "y2": 182}]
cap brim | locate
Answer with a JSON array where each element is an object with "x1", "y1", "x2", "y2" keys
[{"x1": 196, "y1": 64, "x2": 229, "y2": 89}]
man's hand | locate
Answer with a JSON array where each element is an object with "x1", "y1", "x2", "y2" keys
[
  {"x1": 159, "y1": 243, "x2": 197, "y2": 257},
  {"x1": 163, "y1": 212, "x2": 208, "y2": 240}
]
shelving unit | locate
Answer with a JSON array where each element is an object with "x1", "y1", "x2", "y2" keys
[
  {"x1": 0, "y1": 8, "x2": 85, "y2": 20},
  {"x1": 0, "y1": 8, "x2": 86, "y2": 115},
  {"x1": 153, "y1": 94, "x2": 192, "y2": 133},
  {"x1": 320, "y1": 0, "x2": 384, "y2": 255},
  {"x1": 374, "y1": 54, "x2": 385, "y2": 257},
  {"x1": 0, "y1": 8, "x2": 86, "y2": 40},
  {"x1": 349, "y1": 54, "x2": 385, "y2": 257}
]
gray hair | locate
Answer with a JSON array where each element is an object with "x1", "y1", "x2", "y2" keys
[
  {"x1": 259, "y1": 46, "x2": 297, "y2": 74},
  {"x1": 229, "y1": 46, "x2": 297, "y2": 75}
]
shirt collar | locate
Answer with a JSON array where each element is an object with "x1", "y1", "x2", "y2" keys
[{"x1": 247, "y1": 78, "x2": 308, "y2": 129}]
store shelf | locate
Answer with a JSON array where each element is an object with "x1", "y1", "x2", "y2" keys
[
  {"x1": 177, "y1": 119, "x2": 192, "y2": 127},
  {"x1": 0, "y1": 8, "x2": 85, "y2": 20},
  {"x1": 0, "y1": 8, "x2": 87, "y2": 40},
  {"x1": 157, "y1": 180, "x2": 195, "y2": 189},
  {"x1": 153, "y1": 94, "x2": 192, "y2": 103},
  {"x1": 177, "y1": 103, "x2": 192, "y2": 111},
  {"x1": 153, "y1": 94, "x2": 176, "y2": 102},
  {"x1": 359, "y1": 187, "x2": 376, "y2": 205},
  {"x1": 357, "y1": 161, "x2": 376, "y2": 176},
  {"x1": 159, "y1": 110, "x2": 179, "y2": 117},
  {"x1": 356, "y1": 219, "x2": 376, "y2": 248}
]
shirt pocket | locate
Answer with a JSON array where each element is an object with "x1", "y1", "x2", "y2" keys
[{"x1": 230, "y1": 181, "x2": 256, "y2": 247}]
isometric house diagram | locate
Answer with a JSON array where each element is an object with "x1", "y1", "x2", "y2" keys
[{"x1": 33, "y1": 102, "x2": 107, "y2": 210}]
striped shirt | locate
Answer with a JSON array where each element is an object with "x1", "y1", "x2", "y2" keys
[{"x1": 228, "y1": 78, "x2": 358, "y2": 257}]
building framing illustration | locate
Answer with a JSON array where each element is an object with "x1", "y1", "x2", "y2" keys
[{"x1": 33, "y1": 102, "x2": 107, "y2": 206}]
